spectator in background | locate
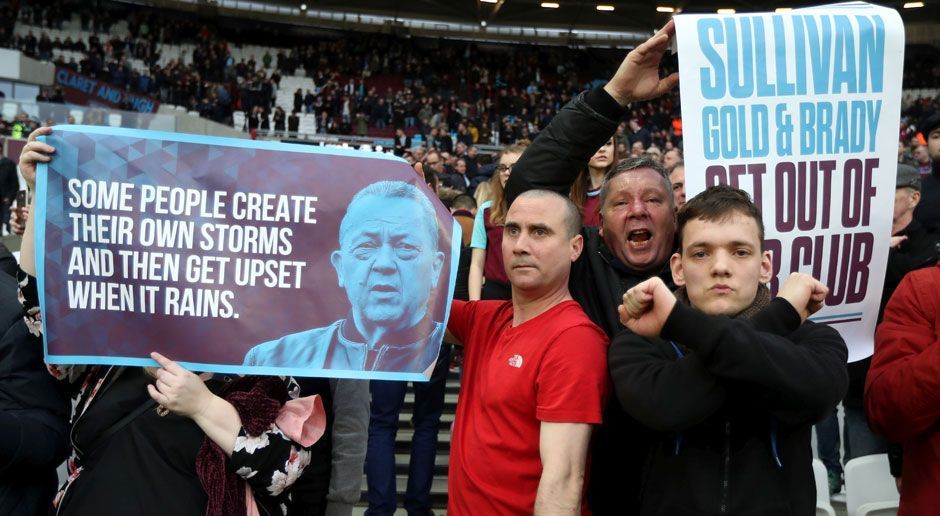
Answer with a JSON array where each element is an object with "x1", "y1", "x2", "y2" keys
[
  {"x1": 451, "y1": 194, "x2": 477, "y2": 248},
  {"x1": 668, "y1": 160, "x2": 685, "y2": 210},
  {"x1": 288, "y1": 110, "x2": 300, "y2": 134},
  {"x1": 441, "y1": 157, "x2": 471, "y2": 193},
  {"x1": 273, "y1": 106, "x2": 286, "y2": 135},
  {"x1": 468, "y1": 143, "x2": 527, "y2": 301},
  {"x1": 662, "y1": 148, "x2": 681, "y2": 170},
  {"x1": 569, "y1": 137, "x2": 617, "y2": 227},
  {"x1": 422, "y1": 149, "x2": 444, "y2": 180},
  {"x1": 472, "y1": 179, "x2": 492, "y2": 211},
  {"x1": 293, "y1": 88, "x2": 303, "y2": 113},
  {"x1": 392, "y1": 128, "x2": 411, "y2": 157},
  {"x1": 0, "y1": 157, "x2": 17, "y2": 234},
  {"x1": 630, "y1": 140, "x2": 644, "y2": 157},
  {"x1": 914, "y1": 144, "x2": 932, "y2": 176},
  {"x1": 628, "y1": 118, "x2": 651, "y2": 149},
  {"x1": 464, "y1": 146, "x2": 480, "y2": 178},
  {"x1": 914, "y1": 112, "x2": 940, "y2": 230}
]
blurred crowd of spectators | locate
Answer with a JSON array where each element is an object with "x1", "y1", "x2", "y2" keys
[{"x1": 0, "y1": 0, "x2": 936, "y2": 155}]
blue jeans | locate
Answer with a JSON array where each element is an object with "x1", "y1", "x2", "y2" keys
[
  {"x1": 815, "y1": 408, "x2": 842, "y2": 475},
  {"x1": 365, "y1": 344, "x2": 451, "y2": 516}
]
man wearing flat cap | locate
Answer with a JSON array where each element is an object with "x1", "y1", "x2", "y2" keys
[{"x1": 914, "y1": 112, "x2": 940, "y2": 230}]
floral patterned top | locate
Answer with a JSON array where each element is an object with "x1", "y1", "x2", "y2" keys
[{"x1": 18, "y1": 270, "x2": 313, "y2": 515}]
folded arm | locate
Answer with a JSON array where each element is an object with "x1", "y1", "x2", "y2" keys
[{"x1": 662, "y1": 301, "x2": 848, "y2": 425}]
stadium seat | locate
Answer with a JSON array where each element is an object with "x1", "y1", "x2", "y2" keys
[
  {"x1": 813, "y1": 459, "x2": 836, "y2": 516},
  {"x1": 844, "y1": 454, "x2": 899, "y2": 516}
]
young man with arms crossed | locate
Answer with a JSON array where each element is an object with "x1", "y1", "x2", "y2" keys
[{"x1": 612, "y1": 185, "x2": 848, "y2": 514}]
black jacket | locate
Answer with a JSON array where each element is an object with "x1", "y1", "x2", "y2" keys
[
  {"x1": 0, "y1": 271, "x2": 70, "y2": 516},
  {"x1": 506, "y1": 88, "x2": 672, "y2": 514},
  {"x1": 0, "y1": 157, "x2": 18, "y2": 203},
  {"x1": 914, "y1": 159, "x2": 940, "y2": 230},
  {"x1": 609, "y1": 300, "x2": 848, "y2": 516},
  {"x1": 506, "y1": 87, "x2": 647, "y2": 339}
]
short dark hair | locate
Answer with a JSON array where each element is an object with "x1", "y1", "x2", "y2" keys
[
  {"x1": 599, "y1": 156, "x2": 672, "y2": 211},
  {"x1": 677, "y1": 184, "x2": 765, "y2": 251},
  {"x1": 514, "y1": 189, "x2": 582, "y2": 238},
  {"x1": 452, "y1": 194, "x2": 476, "y2": 211}
]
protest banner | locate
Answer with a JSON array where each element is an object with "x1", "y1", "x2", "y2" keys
[
  {"x1": 36, "y1": 125, "x2": 460, "y2": 380},
  {"x1": 54, "y1": 66, "x2": 160, "y2": 113},
  {"x1": 675, "y1": 3, "x2": 904, "y2": 362}
]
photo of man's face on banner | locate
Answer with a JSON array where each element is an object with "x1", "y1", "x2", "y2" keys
[{"x1": 37, "y1": 126, "x2": 459, "y2": 381}]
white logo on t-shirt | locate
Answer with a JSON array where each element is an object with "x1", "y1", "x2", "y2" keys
[{"x1": 508, "y1": 354, "x2": 523, "y2": 368}]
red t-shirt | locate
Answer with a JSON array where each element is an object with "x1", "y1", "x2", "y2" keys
[{"x1": 447, "y1": 299, "x2": 609, "y2": 515}]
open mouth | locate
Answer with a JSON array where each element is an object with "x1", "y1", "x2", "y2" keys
[{"x1": 627, "y1": 229, "x2": 652, "y2": 247}]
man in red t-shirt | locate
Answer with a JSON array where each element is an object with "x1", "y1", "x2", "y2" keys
[{"x1": 446, "y1": 189, "x2": 609, "y2": 515}]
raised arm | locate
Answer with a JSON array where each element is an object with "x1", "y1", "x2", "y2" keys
[
  {"x1": 18, "y1": 126, "x2": 54, "y2": 277},
  {"x1": 504, "y1": 20, "x2": 679, "y2": 206}
]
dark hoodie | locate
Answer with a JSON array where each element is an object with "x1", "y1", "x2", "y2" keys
[{"x1": 608, "y1": 288, "x2": 848, "y2": 515}]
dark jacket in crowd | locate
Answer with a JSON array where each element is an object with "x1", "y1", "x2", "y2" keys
[
  {"x1": 0, "y1": 157, "x2": 18, "y2": 205},
  {"x1": 0, "y1": 244, "x2": 16, "y2": 279},
  {"x1": 609, "y1": 294, "x2": 847, "y2": 515},
  {"x1": 287, "y1": 378, "x2": 333, "y2": 516},
  {"x1": 0, "y1": 271, "x2": 70, "y2": 516},
  {"x1": 440, "y1": 172, "x2": 470, "y2": 193},
  {"x1": 505, "y1": 88, "x2": 675, "y2": 514},
  {"x1": 914, "y1": 159, "x2": 940, "y2": 230}
]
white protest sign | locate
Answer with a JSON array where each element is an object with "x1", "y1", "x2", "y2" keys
[{"x1": 676, "y1": 3, "x2": 904, "y2": 361}]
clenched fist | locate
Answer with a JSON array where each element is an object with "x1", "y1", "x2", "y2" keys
[
  {"x1": 618, "y1": 277, "x2": 677, "y2": 337},
  {"x1": 777, "y1": 272, "x2": 828, "y2": 323}
]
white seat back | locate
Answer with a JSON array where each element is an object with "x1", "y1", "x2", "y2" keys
[
  {"x1": 845, "y1": 454, "x2": 899, "y2": 516},
  {"x1": 813, "y1": 459, "x2": 836, "y2": 516}
]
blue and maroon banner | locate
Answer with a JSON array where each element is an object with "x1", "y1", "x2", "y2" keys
[
  {"x1": 36, "y1": 125, "x2": 459, "y2": 380},
  {"x1": 54, "y1": 66, "x2": 160, "y2": 113},
  {"x1": 676, "y1": 3, "x2": 905, "y2": 362}
]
